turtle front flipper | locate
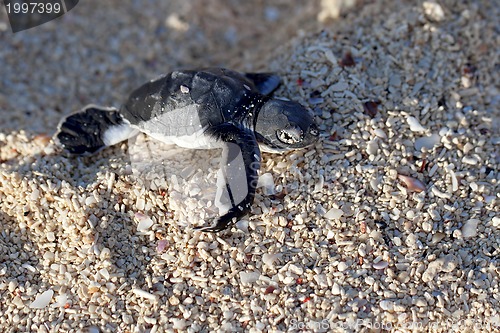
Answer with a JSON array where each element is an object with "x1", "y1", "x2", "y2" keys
[{"x1": 194, "y1": 124, "x2": 261, "y2": 232}]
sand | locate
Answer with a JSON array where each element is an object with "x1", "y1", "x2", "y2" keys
[{"x1": 0, "y1": 0, "x2": 499, "y2": 332}]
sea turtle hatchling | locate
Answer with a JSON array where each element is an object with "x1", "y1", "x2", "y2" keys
[{"x1": 55, "y1": 68, "x2": 319, "y2": 232}]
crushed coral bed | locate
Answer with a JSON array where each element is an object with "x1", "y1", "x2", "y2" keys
[{"x1": 0, "y1": 0, "x2": 499, "y2": 332}]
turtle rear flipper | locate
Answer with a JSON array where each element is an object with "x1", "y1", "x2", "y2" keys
[{"x1": 55, "y1": 105, "x2": 138, "y2": 155}]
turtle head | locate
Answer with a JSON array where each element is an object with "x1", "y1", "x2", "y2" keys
[{"x1": 254, "y1": 99, "x2": 319, "y2": 153}]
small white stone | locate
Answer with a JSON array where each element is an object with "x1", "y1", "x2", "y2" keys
[
  {"x1": 326, "y1": 230, "x2": 335, "y2": 239},
  {"x1": 332, "y1": 283, "x2": 342, "y2": 295},
  {"x1": 380, "y1": 300, "x2": 394, "y2": 311},
  {"x1": 366, "y1": 139, "x2": 379, "y2": 155},
  {"x1": 407, "y1": 116, "x2": 426, "y2": 132},
  {"x1": 240, "y1": 271, "x2": 260, "y2": 284},
  {"x1": 463, "y1": 142, "x2": 474, "y2": 154},
  {"x1": 329, "y1": 81, "x2": 349, "y2": 92},
  {"x1": 415, "y1": 134, "x2": 440, "y2": 151},
  {"x1": 462, "y1": 219, "x2": 479, "y2": 238},
  {"x1": 99, "y1": 268, "x2": 110, "y2": 280},
  {"x1": 171, "y1": 318, "x2": 187, "y2": 330},
  {"x1": 313, "y1": 274, "x2": 328, "y2": 288},
  {"x1": 337, "y1": 262, "x2": 348, "y2": 272},
  {"x1": 136, "y1": 198, "x2": 146, "y2": 211},
  {"x1": 374, "y1": 129, "x2": 387, "y2": 139},
  {"x1": 46, "y1": 232, "x2": 56, "y2": 242},
  {"x1": 398, "y1": 175, "x2": 426, "y2": 193},
  {"x1": 52, "y1": 293, "x2": 68, "y2": 308},
  {"x1": 492, "y1": 217, "x2": 500, "y2": 228},
  {"x1": 169, "y1": 295, "x2": 180, "y2": 305},
  {"x1": 372, "y1": 261, "x2": 388, "y2": 270},
  {"x1": 85, "y1": 196, "x2": 97, "y2": 206},
  {"x1": 462, "y1": 156, "x2": 479, "y2": 165},
  {"x1": 431, "y1": 232, "x2": 446, "y2": 244},
  {"x1": 422, "y1": 221, "x2": 433, "y2": 232},
  {"x1": 288, "y1": 264, "x2": 304, "y2": 275},
  {"x1": 180, "y1": 85, "x2": 190, "y2": 93},
  {"x1": 30, "y1": 189, "x2": 40, "y2": 201}
]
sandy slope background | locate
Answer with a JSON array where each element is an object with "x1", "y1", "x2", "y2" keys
[{"x1": 0, "y1": 0, "x2": 499, "y2": 332}]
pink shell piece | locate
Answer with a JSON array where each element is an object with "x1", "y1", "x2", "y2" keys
[
  {"x1": 398, "y1": 174, "x2": 426, "y2": 193},
  {"x1": 157, "y1": 239, "x2": 169, "y2": 253}
]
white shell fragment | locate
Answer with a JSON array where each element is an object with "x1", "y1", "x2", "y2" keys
[
  {"x1": 156, "y1": 239, "x2": 169, "y2": 253},
  {"x1": 423, "y1": 1, "x2": 445, "y2": 21},
  {"x1": 132, "y1": 288, "x2": 158, "y2": 301},
  {"x1": 51, "y1": 293, "x2": 68, "y2": 308},
  {"x1": 407, "y1": 116, "x2": 426, "y2": 132},
  {"x1": 180, "y1": 85, "x2": 190, "y2": 93},
  {"x1": 324, "y1": 208, "x2": 344, "y2": 220},
  {"x1": 398, "y1": 174, "x2": 426, "y2": 193},
  {"x1": 415, "y1": 134, "x2": 440, "y2": 151},
  {"x1": 29, "y1": 289, "x2": 54, "y2": 309},
  {"x1": 262, "y1": 253, "x2": 280, "y2": 267},
  {"x1": 422, "y1": 255, "x2": 458, "y2": 282},
  {"x1": 240, "y1": 271, "x2": 261, "y2": 284},
  {"x1": 257, "y1": 172, "x2": 275, "y2": 195},
  {"x1": 372, "y1": 261, "x2": 389, "y2": 270},
  {"x1": 135, "y1": 212, "x2": 154, "y2": 232}
]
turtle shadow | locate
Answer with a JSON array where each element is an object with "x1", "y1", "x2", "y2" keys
[
  {"x1": 0, "y1": 210, "x2": 44, "y2": 305},
  {"x1": 2, "y1": 138, "x2": 156, "y2": 299},
  {"x1": 2, "y1": 133, "x2": 227, "y2": 309}
]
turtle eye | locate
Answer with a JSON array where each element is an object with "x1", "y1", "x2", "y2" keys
[{"x1": 277, "y1": 126, "x2": 303, "y2": 144}]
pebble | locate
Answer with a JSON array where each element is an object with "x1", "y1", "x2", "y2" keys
[
  {"x1": 374, "y1": 129, "x2": 387, "y2": 139},
  {"x1": 328, "y1": 81, "x2": 349, "y2": 92},
  {"x1": 380, "y1": 300, "x2": 394, "y2": 311},
  {"x1": 462, "y1": 156, "x2": 479, "y2": 165},
  {"x1": 372, "y1": 261, "x2": 389, "y2": 270},
  {"x1": 337, "y1": 262, "x2": 348, "y2": 272},
  {"x1": 170, "y1": 318, "x2": 187, "y2": 330},
  {"x1": 461, "y1": 219, "x2": 479, "y2": 238},
  {"x1": 407, "y1": 116, "x2": 426, "y2": 132},
  {"x1": 262, "y1": 253, "x2": 279, "y2": 267},
  {"x1": 332, "y1": 283, "x2": 342, "y2": 295}
]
